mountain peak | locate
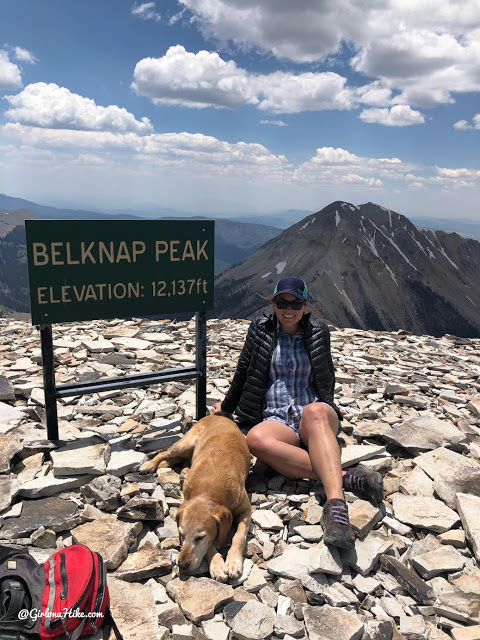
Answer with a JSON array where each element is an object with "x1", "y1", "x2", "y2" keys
[{"x1": 216, "y1": 201, "x2": 480, "y2": 337}]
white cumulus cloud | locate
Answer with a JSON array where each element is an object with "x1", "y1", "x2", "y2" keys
[
  {"x1": 359, "y1": 105, "x2": 425, "y2": 126},
  {"x1": 294, "y1": 146, "x2": 415, "y2": 187},
  {"x1": 132, "y1": 46, "x2": 258, "y2": 109},
  {"x1": 0, "y1": 50, "x2": 22, "y2": 90},
  {"x1": 454, "y1": 114, "x2": 480, "y2": 130},
  {"x1": 4, "y1": 83, "x2": 153, "y2": 134},
  {"x1": 176, "y1": 0, "x2": 480, "y2": 107},
  {"x1": 256, "y1": 71, "x2": 353, "y2": 114},
  {"x1": 132, "y1": 46, "x2": 387, "y2": 114},
  {"x1": 1, "y1": 123, "x2": 290, "y2": 179},
  {"x1": 311, "y1": 147, "x2": 359, "y2": 165},
  {"x1": 432, "y1": 165, "x2": 480, "y2": 189}
]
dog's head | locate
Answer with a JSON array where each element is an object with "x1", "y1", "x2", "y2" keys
[{"x1": 175, "y1": 497, "x2": 232, "y2": 573}]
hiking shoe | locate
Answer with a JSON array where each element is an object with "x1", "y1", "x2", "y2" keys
[
  {"x1": 343, "y1": 466, "x2": 384, "y2": 503},
  {"x1": 321, "y1": 498, "x2": 355, "y2": 550}
]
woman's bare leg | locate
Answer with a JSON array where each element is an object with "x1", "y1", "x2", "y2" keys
[
  {"x1": 246, "y1": 420, "x2": 320, "y2": 480},
  {"x1": 299, "y1": 403, "x2": 344, "y2": 500},
  {"x1": 246, "y1": 408, "x2": 346, "y2": 500}
]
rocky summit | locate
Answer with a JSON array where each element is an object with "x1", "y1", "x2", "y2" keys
[{"x1": 0, "y1": 316, "x2": 480, "y2": 640}]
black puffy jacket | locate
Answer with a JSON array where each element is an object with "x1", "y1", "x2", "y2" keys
[{"x1": 221, "y1": 312, "x2": 341, "y2": 428}]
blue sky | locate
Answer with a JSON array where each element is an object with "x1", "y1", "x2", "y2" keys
[{"x1": 1, "y1": 0, "x2": 479, "y2": 220}]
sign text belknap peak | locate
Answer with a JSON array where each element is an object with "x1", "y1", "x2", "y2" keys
[
  {"x1": 25, "y1": 220, "x2": 215, "y2": 325},
  {"x1": 31, "y1": 239, "x2": 210, "y2": 265}
]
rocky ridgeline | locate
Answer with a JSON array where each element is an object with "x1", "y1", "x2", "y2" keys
[{"x1": 0, "y1": 317, "x2": 480, "y2": 640}]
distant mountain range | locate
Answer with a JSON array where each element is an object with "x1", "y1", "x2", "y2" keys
[
  {"x1": 409, "y1": 216, "x2": 480, "y2": 242},
  {"x1": 0, "y1": 225, "x2": 29, "y2": 314},
  {"x1": 2, "y1": 193, "x2": 479, "y2": 238},
  {"x1": 215, "y1": 201, "x2": 480, "y2": 337},
  {"x1": 1, "y1": 194, "x2": 479, "y2": 336},
  {"x1": 0, "y1": 193, "x2": 280, "y2": 280}
]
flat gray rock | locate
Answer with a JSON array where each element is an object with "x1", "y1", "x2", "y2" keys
[
  {"x1": 0, "y1": 496, "x2": 81, "y2": 539},
  {"x1": 383, "y1": 416, "x2": 465, "y2": 454},
  {"x1": 434, "y1": 468, "x2": 480, "y2": 509},
  {"x1": 341, "y1": 444, "x2": 386, "y2": 468},
  {"x1": 108, "y1": 576, "x2": 161, "y2": 640},
  {"x1": 303, "y1": 604, "x2": 364, "y2": 640},
  {"x1": 155, "y1": 515, "x2": 178, "y2": 540},
  {"x1": 310, "y1": 541, "x2": 343, "y2": 576},
  {"x1": 18, "y1": 473, "x2": 95, "y2": 499},
  {"x1": 13, "y1": 452, "x2": 44, "y2": 484},
  {"x1": 110, "y1": 336, "x2": 151, "y2": 350},
  {"x1": 227, "y1": 600, "x2": 275, "y2": 640},
  {"x1": 433, "y1": 586, "x2": 480, "y2": 625},
  {"x1": 0, "y1": 402, "x2": 26, "y2": 433},
  {"x1": 399, "y1": 615, "x2": 426, "y2": 640},
  {"x1": 81, "y1": 339, "x2": 115, "y2": 353},
  {"x1": 112, "y1": 541, "x2": 172, "y2": 581},
  {"x1": 117, "y1": 496, "x2": 165, "y2": 522},
  {"x1": 167, "y1": 577, "x2": 234, "y2": 624},
  {"x1": 274, "y1": 613, "x2": 304, "y2": 638},
  {"x1": 392, "y1": 494, "x2": 460, "y2": 533},
  {"x1": 348, "y1": 499, "x2": 383, "y2": 537},
  {"x1": 71, "y1": 514, "x2": 142, "y2": 570},
  {"x1": 0, "y1": 475, "x2": 19, "y2": 512},
  {"x1": 399, "y1": 466, "x2": 434, "y2": 497},
  {"x1": 106, "y1": 443, "x2": 147, "y2": 477},
  {"x1": 293, "y1": 524, "x2": 323, "y2": 541},
  {"x1": 456, "y1": 492, "x2": 480, "y2": 561},
  {"x1": 251, "y1": 509, "x2": 283, "y2": 531},
  {"x1": 342, "y1": 531, "x2": 394, "y2": 576},
  {"x1": 51, "y1": 436, "x2": 110, "y2": 476},
  {"x1": 413, "y1": 447, "x2": 480, "y2": 482},
  {"x1": 412, "y1": 546, "x2": 466, "y2": 579},
  {"x1": 0, "y1": 376, "x2": 15, "y2": 401},
  {"x1": 201, "y1": 618, "x2": 230, "y2": 640},
  {"x1": 0, "y1": 435, "x2": 23, "y2": 473},
  {"x1": 267, "y1": 544, "x2": 313, "y2": 579}
]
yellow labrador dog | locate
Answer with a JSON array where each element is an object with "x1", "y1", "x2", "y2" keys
[{"x1": 139, "y1": 413, "x2": 251, "y2": 582}]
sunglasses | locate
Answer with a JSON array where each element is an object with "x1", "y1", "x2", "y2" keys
[{"x1": 274, "y1": 298, "x2": 305, "y2": 310}]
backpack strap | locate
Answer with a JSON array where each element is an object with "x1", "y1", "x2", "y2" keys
[
  {"x1": 105, "y1": 608, "x2": 123, "y2": 640},
  {"x1": 0, "y1": 579, "x2": 28, "y2": 622}
]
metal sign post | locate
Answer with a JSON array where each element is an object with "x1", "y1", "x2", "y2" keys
[{"x1": 26, "y1": 220, "x2": 214, "y2": 441}]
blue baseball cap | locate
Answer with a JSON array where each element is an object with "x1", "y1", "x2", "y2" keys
[{"x1": 273, "y1": 276, "x2": 308, "y2": 300}]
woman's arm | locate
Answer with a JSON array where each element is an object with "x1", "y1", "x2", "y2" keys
[{"x1": 220, "y1": 321, "x2": 256, "y2": 414}]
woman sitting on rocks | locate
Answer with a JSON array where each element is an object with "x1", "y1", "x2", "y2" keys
[{"x1": 213, "y1": 276, "x2": 383, "y2": 550}]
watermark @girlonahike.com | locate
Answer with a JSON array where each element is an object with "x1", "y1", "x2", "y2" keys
[{"x1": 18, "y1": 607, "x2": 104, "y2": 621}]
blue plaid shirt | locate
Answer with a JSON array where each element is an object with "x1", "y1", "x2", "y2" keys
[{"x1": 263, "y1": 325, "x2": 320, "y2": 432}]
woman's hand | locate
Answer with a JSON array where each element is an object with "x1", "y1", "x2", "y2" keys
[{"x1": 212, "y1": 402, "x2": 223, "y2": 414}]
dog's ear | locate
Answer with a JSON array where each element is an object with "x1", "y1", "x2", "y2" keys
[
  {"x1": 214, "y1": 505, "x2": 233, "y2": 547},
  {"x1": 174, "y1": 503, "x2": 184, "y2": 524}
]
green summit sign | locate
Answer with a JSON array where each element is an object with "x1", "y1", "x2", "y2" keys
[{"x1": 26, "y1": 219, "x2": 215, "y2": 325}]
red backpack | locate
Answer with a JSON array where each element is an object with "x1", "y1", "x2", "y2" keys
[{"x1": 39, "y1": 545, "x2": 109, "y2": 640}]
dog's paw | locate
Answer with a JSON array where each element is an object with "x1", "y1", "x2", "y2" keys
[
  {"x1": 209, "y1": 556, "x2": 228, "y2": 582},
  {"x1": 224, "y1": 554, "x2": 244, "y2": 579},
  {"x1": 139, "y1": 460, "x2": 157, "y2": 474}
]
